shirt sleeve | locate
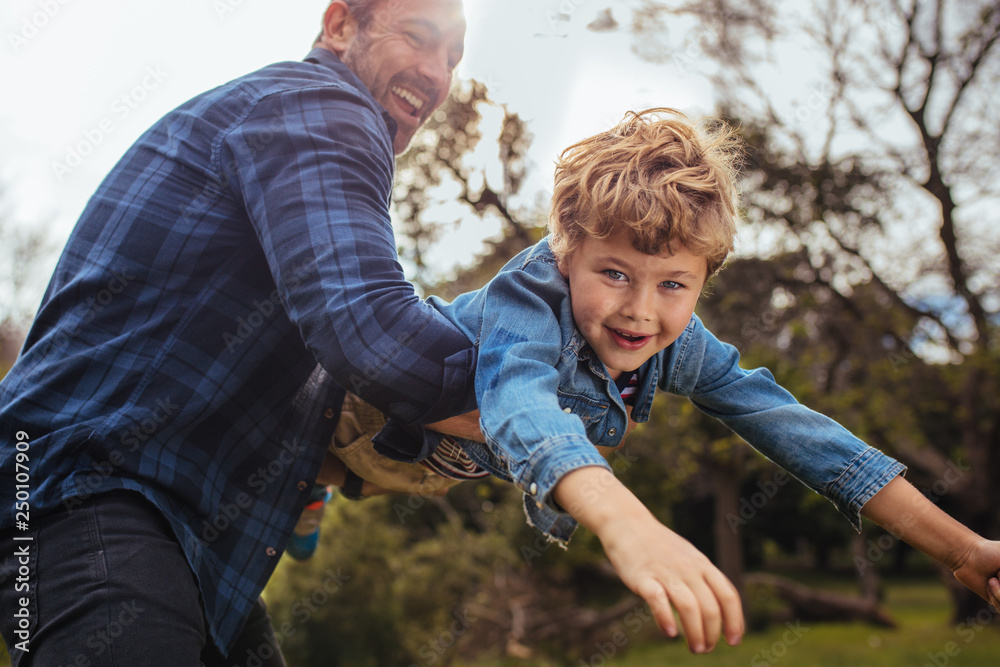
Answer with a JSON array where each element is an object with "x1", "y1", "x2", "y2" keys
[
  {"x1": 220, "y1": 85, "x2": 476, "y2": 425},
  {"x1": 661, "y1": 315, "x2": 905, "y2": 531},
  {"x1": 474, "y1": 268, "x2": 611, "y2": 512}
]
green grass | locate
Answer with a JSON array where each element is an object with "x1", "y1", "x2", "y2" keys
[
  {"x1": 585, "y1": 578, "x2": 999, "y2": 667},
  {"x1": 3, "y1": 577, "x2": 996, "y2": 666},
  {"x1": 453, "y1": 578, "x2": 1000, "y2": 667}
]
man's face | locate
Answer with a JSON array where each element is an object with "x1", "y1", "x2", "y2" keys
[
  {"x1": 343, "y1": 0, "x2": 466, "y2": 154},
  {"x1": 558, "y1": 229, "x2": 708, "y2": 380}
]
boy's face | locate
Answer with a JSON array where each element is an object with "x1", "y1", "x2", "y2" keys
[{"x1": 557, "y1": 229, "x2": 707, "y2": 380}]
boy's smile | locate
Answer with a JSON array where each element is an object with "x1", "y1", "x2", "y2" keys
[{"x1": 557, "y1": 229, "x2": 708, "y2": 381}]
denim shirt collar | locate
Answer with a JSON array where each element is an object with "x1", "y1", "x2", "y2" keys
[
  {"x1": 302, "y1": 47, "x2": 399, "y2": 142},
  {"x1": 571, "y1": 329, "x2": 661, "y2": 424}
]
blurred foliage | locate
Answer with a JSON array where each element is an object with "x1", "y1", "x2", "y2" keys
[
  {"x1": 263, "y1": 479, "x2": 638, "y2": 666},
  {"x1": 0, "y1": 186, "x2": 50, "y2": 376}
]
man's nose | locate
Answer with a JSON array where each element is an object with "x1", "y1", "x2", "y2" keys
[{"x1": 416, "y1": 46, "x2": 452, "y2": 97}]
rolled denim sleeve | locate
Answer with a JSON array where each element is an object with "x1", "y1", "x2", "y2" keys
[
  {"x1": 475, "y1": 269, "x2": 611, "y2": 514},
  {"x1": 222, "y1": 86, "x2": 476, "y2": 425},
  {"x1": 664, "y1": 315, "x2": 905, "y2": 531}
]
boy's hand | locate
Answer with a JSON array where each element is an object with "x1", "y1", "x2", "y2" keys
[
  {"x1": 950, "y1": 540, "x2": 1000, "y2": 611},
  {"x1": 554, "y1": 467, "x2": 744, "y2": 653},
  {"x1": 862, "y1": 475, "x2": 1000, "y2": 610}
]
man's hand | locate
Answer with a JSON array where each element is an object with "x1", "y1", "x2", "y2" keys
[
  {"x1": 316, "y1": 452, "x2": 399, "y2": 497},
  {"x1": 553, "y1": 466, "x2": 744, "y2": 653},
  {"x1": 426, "y1": 409, "x2": 484, "y2": 442}
]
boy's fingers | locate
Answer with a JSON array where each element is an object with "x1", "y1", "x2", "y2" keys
[
  {"x1": 693, "y1": 579, "x2": 723, "y2": 652},
  {"x1": 723, "y1": 601, "x2": 745, "y2": 645},
  {"x1": 989, "y1": 577, "x2": 1000, "y2": 611},
  {"x1": 637, "y1": 579, "x2": 678, "y2": 638},
  {"x1": 659, "y1": 579, "x2": 708, "y2": 653},
  {"x1": 707, "y1": 570, "x2": 745, "y2": 645}
]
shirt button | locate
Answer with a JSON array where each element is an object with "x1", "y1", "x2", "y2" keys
[
  {"x1": 529, "y1": 482, "x2": 538, "y2": 495},
  {"x1": 608, "y1": 427, "x2": 617, "y2": 437},
  {"x1": 297, "y1": 481, "x2": 308, "y2": 491},
  {"x1": 324, "y1": 408, "x2": 336, "y2": 419},
  {"x1": 563, "y1": 407, "x2": 572, "y2": 413},
  {"x1": 266, "y1": 547, "x2": 277, "y2": 557}
]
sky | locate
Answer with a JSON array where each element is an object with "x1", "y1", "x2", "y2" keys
[{"x1": 0, "y1": 0, "x2": 727, "y2": 300}]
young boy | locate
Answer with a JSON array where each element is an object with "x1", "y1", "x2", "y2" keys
[{"x1": 296, "y1": 108, "x2": 1000, "y2": 653}]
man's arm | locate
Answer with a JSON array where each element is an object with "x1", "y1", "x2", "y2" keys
[
  {"x1": 425, "y1": 410, "x2": 484, "y2": 442},
  {"x1": 223, "y1": 86, "x2": 476, "y2": 425},
  {"x1": 861, "y1": 475, "x2": 1000, "y2": 610}
]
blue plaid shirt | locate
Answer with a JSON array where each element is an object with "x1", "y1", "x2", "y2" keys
[{"x1": 0, "y1": 48, "x2": 476, "y2": 652}]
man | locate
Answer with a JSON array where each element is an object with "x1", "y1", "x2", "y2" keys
[{"x1": 0, "y1": 1, "x2": 474, "y2": 663}]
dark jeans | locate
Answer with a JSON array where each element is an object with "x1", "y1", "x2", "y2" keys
[{"x1": 0, "y1": 491, "x2": 285, "y2": 666}]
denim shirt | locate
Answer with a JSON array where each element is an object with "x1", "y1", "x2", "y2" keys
[{"x1": 414, "y1": 237, "x2": 906, "y2": 542}]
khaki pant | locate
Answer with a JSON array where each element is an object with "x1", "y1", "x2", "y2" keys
[{"x1": 330, "y1": 392, "x2": 464, "y2": 496}]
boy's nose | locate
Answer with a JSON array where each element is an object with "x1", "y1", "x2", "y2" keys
[{"x1": 621, "y1": 289, "x2": 655, "y2": 322}]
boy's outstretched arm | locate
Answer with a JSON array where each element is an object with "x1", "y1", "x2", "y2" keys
[
  {"x1": 553, "y1": 466, "x2": 744, "y2": 654},
  {"x1": 861, "y1": 475, "x2": 1000, "y2": 610}
]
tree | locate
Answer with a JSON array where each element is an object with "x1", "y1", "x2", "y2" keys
[
  {"x1": 0, "y1": 188, "x2": 51, "y2": 378},
  {"x1": 606, "y1": 0, "x2": 1000, "y2": 621},
  {"x1": 392, "y1": 79, "x2": 546, "y2": 297}
]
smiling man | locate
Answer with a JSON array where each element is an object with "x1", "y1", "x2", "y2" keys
[
  {"x1": 328, "y1": 0, "x2": 466, "y2": 153},
  {"x1": 0, "y1": 1, "x2": 476, "y2": 664}
]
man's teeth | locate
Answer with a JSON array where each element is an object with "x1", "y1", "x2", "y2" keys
[{"x1": 391, "y1": 86, "x2": 424, "y2": 110}]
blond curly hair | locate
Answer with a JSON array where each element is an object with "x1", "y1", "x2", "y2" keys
[{"x1": 548, "y1": 108, "x2": 742, "y2": 277}]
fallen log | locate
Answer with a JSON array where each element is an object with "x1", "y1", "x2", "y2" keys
[{"x1": 745, "y1": 573, "x2": 897, "y2": 628}]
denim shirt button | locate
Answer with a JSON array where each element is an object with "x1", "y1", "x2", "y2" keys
[
  {"x1": 563, "y1": 407, "x2": 572, "y2": 413},
  {"x1": 608, "y1": 427, "x2": 617, "y2": 437},
  {"x1": 529, "y1": 482, "x2": 538, "y2": 495}
]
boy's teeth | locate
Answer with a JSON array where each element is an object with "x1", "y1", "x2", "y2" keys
[
  {"x1": 616, "y1": 329, "x2": 643, "y2": 341},
  {"x1": 391, "y1": 86, "x2": 424, "y2": 110}
]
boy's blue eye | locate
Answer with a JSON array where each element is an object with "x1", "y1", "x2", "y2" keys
[
  {"x1": 604, "y1": 270, "x2": 626, "y2": 281},
  {"x1": 661, "y1": 281, "x2": 683, "y2": 290}
]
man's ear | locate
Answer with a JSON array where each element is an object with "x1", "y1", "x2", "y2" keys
[{"x1": 318, "y1": 1, "x2": 358, "y2": 56}]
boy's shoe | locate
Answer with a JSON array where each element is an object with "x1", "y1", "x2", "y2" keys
[{"x1": 286, "y1": 484, "x2": 332, "y2": 561}]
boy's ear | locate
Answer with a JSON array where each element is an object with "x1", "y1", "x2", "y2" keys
[
  {"x1": 556, "y1": 256, "x2": 569, "y2": 279},
  {"x1": 318, "y1": 1, "x2": 359, "y2": 56}
]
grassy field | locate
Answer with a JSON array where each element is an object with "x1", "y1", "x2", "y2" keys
[
  {"x1": 612, "y1": 582, "x2": 1000, "y2": 667},
  {"x1": 458, "y1": 577, "x2": 1000, "y2": 667},
  {"x1": 3, "y1": 577, "x2": 997, "y2": 666}
]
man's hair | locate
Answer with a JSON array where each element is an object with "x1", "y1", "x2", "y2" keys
[
  {"x1": 340, "y1": 0, "x2": 382, "y2": 30},
  {"x1": 315, "y1": 0, "x2": 382, "y2": 44},
  {"x1": 549, "y1": 108, "x2": 742, "y2": 277}
]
